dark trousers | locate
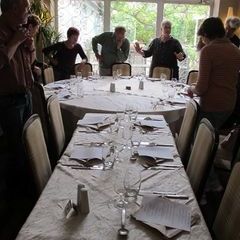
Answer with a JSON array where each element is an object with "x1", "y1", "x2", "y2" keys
[{"x1": 0, "y1": 91, "x2": 32, "y2": 218}]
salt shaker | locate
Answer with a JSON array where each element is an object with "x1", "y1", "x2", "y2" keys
[
  {"x1": 77, "y1": 183, "x2": 85, "y2": 210},
  {"x1": 80, "y1": 188, "x2": 90, "y2": 214},
  {"x1": 139, "y1": 80, "x2": 144, "y2": 90}
]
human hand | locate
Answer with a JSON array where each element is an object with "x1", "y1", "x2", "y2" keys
[
  {"x1": 33, "y1": 66, "x2": 42, "y2": 76},
  {"x1": 174, "y1": 52, "x2": 184, "y2": 61},
  {"x1": 116, "y1": 38, "x2": 124, "y2": 49},
  {"x1": 187, "y1": 87, "x2": 194, "y2": 98},
  {"x1": 95, "y1": 53, "x2": 103, "y2": 62}
]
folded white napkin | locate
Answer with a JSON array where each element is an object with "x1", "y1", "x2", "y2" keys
[
  {"x1": 137, "y1": 146, "x2": 174, "y2": 159},
  {"x1": 137, "y1": 120, "x2": 167, "y2": 129}
]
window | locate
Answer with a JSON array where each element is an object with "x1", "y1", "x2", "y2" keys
[
  {"x1": 58, "y1": 0, "x2": 103, "y2": 68},
  {"x1": 57, "y1": 0, "x2": 211, "y2": 78}
]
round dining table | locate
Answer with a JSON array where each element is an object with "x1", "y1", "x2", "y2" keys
[{"x1": 44, "y1": 76, "x2": 189, "y2": 139}]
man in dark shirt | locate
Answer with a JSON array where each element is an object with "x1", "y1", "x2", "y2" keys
[
  {"x1": 0, "y1": 0, "x2": 32, "y2": 220},
  {"x1": 92, "y1": 26, "x2": 130, "y2": 76},
  {"x1": 43, "y1": 27, "x2": 88, "y2": 81},
  {"x1": 135, "y1": 20, "x2": 186, "y2": 79},
  {"x1": 225, "y1": 16, "x2": 240, "y2": 48}
]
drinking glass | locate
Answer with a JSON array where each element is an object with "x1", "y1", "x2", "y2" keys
[
  {"x1": 113, "y1": 171, "x2": 127, "y2": 208},
  {"x1": 117, "y1": 69, "x2": 122, "y2": 79},
  {"x1": 76, "y1": 71, "x2": 82, "y2": 80},
  {"x1": 113, "y1": 70, "x2": 118, "y2": 80},
  {"x1": 76, "y1": 79, "x2": 84, "y2": 98},
  {"x1": 102, "y1": 143, "x2": 115, "y2": 170},
  {"x1": 124, "y1": 168, "x2": 141, "y2": 202},
  {"x1": 168, "y1": 86, "x2": 176, "y2": 99},
  {"x1": 88, "y1": 71, "x2": 93, "y2": 80},
  {"x1": 160, "y1": 73, "x2": 167, "y2": 81}
]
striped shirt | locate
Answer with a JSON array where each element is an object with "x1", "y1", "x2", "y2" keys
[{"x1": 195, "y1": 38, "x2": 240, "y2": 112}]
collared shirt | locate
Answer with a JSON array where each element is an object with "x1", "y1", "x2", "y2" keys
[
  {"x1": 92, "y1": 32, "x2": 130, "y2": 69},
  {"x1": 143, "y1": 37, "x2": 186, "y2": 78},
  {"x1": 0, "y1": 14, "x2": 33, "y2": 95}
]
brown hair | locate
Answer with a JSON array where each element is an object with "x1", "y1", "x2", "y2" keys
[
  {"x1": 114, "y1": 26, "x2": 126, "y2": 33},
  {"x1": 26, "y1": 14, "x2": 41, "y2": 28},
  {"x1": 67, "y1": 27, "x2": 80, "y2": 38}
]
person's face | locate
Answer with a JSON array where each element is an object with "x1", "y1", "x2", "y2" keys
[
  {"x1": 225, "y1": 24, "x2": 235, "y2": 36},
  {"x1": 68, "y1": 34, "x2": 79, "y2": 45},
  {"x1": 13, "y1": 0, "x2": 30, "y2": 25},
  {"x1": 161, "y1": 24, "x2": 171, "y2": 36},
  {"x1": 115, "y1": 31, "x2": 125, "y2": 41},
  {"x1": 28, "y1": 24, "x2": 39, "y2": 37}
]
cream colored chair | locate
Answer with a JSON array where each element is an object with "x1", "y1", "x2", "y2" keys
[
  {"x1": 186, "y1": 118, "x2": 218, "y2": 200},
  {"x1": 111, "y1": 63, "x2": 131, "y2": 76},
  {"x1": 47, "y1": 95, "x2": 65, "y2": 160},
  {"x1": 176, "y1": 100, "x2": 199, "y2": 167},
  {"x1": 23, "y1": 114, "x2": 52, "y2": 196},
  {"x1": 43, "y1": 67, "x2": 54, "y2": 85},
  {"x1": 212, "y1": 162, "x2": 240, "y2": 240},
  {"x1": 152, "y1": 66, "x2": 172, "y2": 79},
  {"x1": 75, "y1": 63, "x2": 93, "y2": 78},
  {"x1": 187, "y1": 70, "x2": 198, "y2": 85}
]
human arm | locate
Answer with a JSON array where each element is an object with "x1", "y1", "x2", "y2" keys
[
  {"x1": 116, "y1": 38, "x2": 130, "y2": 62},
  {"x1": 0, "y1": 27, "x2": 29, "y2": 69},
  {"x1": 92, "y1": 33, "x2": 106, "y2": 61},
  {"x1": 187, "y1": 47, "x2": 211, "y2": 97},
  {"x1": 77, "y1": 44, "x2": 88, "y2": 62},
  {"x1": 142, "y1": 39, "x2": 155, "y2": 58},
  {"x1": 174, "y1": 40, "x2": 186, "y2": 61}
]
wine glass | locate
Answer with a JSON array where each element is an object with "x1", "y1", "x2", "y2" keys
[
  {"x1": 160, "y1": 73, "x2": 167, "y2": 81},
  {"x1": 124, "y1": 167, "x2": 141, "y2": 202},
  {"x1": 88, "y1": 71, "x2": 93, "y2": 80},
  {"x1": 117, "y1": 69, "x2": 122, "y2": 79},
  {"x1": 113, "y1": 171, "x2": 127, "y2": 208}
]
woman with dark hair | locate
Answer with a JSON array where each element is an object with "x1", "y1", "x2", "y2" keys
[
  {"x1": 188, "y1": 17, "x2": 240, "y2": 129},
  {"x1": 43, "y1": 27, "x2": 88, "y2": 81}
]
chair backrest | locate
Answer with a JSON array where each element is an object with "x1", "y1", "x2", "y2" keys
[
  {"x1": 31, "y1": 82, "x2": 50, "y2": 146},
  {"x1": 213, "y1": 162, "x2": 240, "y2": 240},
  {"x1": 75, "y1": 63, "x2": 93, "y2": 78},
  {"x1": 111, "y1": 63, "x2": 132, "y2": 76},
  {"x1": 47, "y1": 95, "x2": 65, "y2": 159},
  {"x1": 152, "y1": 66, "x2": 172, "y2": 79},
  {"x1": 186, "y1": 118, "x2": 218, "y2": 200},
  {"x1": 176, "y1": 100, "x2": 199, "y2": 167},
  {"x1": 187, "y1": 70, "x2": 198, "y2": 85},
  {"x1": 22, "y1": 114, "x2": 52, "y2": 196},
  {"x1": 43, "y1": 67, "x2": 54, "y2": 85}
]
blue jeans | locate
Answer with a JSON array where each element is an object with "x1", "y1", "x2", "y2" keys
[{"x1": 0, "y1": 91, "x2": 32, "y2": 204}]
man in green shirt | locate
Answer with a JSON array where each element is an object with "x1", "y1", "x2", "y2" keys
[{"x1": 92, "y1": 26, "x2": 130, "y2": 76}]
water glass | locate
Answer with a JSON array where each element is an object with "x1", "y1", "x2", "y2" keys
[
  {"x1": 102, "y1": 144, "x2": 115, "y2": 170},
  {"x1": 77, "y1": 79, "x2": 84, "y2": 98},
  {"x1": 168, "y1": 86, "x2": 176, "y2": 99},
  {"x1": 113, "y1": 171, "x2": 127, "y2": 208},
  {"x1": 88, "y1": 71, "x2": 93, "y2": 80},
  {"x1": 76, "y1": 71, "x2": 82, "y2": 80},
  {"x1": 160, "y1": 73, "x2": 167, "y2": 81},
  {"x1": 124, "y1": 167, "x2": 141, "y2": 202},
  {"x1": 113, "y1": 70, "x2": 118, "y2": 80},
  {"x1": 117, "y1": 69, "x2": 122, "y2": 78}
]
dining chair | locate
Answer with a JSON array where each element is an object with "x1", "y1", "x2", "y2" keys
[
  {"x1": 43, "y1": 66, "x2": 55, "y2": 85},
  {"x1": 111, "y1": 63, "x2": 132, "y2": 76},
  {"x1": 75, "y1": 63, "x2": 93, "y2": 78},
  {"x1": 152, "y1": 66, "x2": 172, "y2": 79},
  {"x1": 186, "y1": 118, "x2": 219, "y2": 200},
  {"x1": 31, "y1": 82, "x2": 50, "y2": 147},
  {"x1": 47, "y1": 95, "x2": 65, "y2": 161},
  {"x1": 186, "y1": 70, "x2": 198, "y2": 85},
  {"x1": 176, "y1": 99, "x2": 199, "y2": 167},
  {"x1": 22, "y1": 114, "x2": 52, "y2": 196},
  {"x1": 212, "y1": 162, "x2": 240, "y2": 240}
]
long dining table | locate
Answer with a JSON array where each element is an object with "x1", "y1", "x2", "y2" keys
[
  {"x1": 44, "y1": 76, "x2": 190, "y2": 139},
  {"x1": 16, "y1": 113, "x2": 211, "y2": 240}
]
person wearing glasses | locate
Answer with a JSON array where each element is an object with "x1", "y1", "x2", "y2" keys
[{"x1": 134, "y1": 20, "x2": 186, "y2": 79}]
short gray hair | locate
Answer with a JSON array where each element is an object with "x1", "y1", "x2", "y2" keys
[
  {"x1": 161, "y1": 20, "x2": 172, "y2": 28},
  {"x1": 226, "y1": 17, "x2": 240, "y2": 30},
  {"x1": 1, "y1": 0, "x2": 22, "y2": 13}
]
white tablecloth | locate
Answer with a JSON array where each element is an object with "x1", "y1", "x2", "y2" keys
[
  {"x1": 44, "y1": 77, "x2": 188, "y2": 140},
  {"x1": 16, "y1": 113, "x2": 211, "y2": 240}
]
